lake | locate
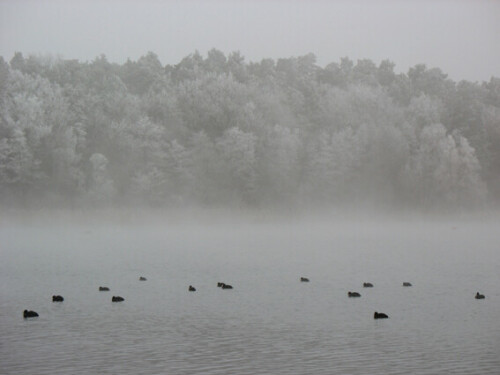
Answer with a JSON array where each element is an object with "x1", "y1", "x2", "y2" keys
[{"x1": 1, "y1": 214, "x2": 499, "y2": 374}]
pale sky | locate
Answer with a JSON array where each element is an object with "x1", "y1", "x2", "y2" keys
[{"x1": 0, "y1": 0, "x2": 499, "y2": 82}]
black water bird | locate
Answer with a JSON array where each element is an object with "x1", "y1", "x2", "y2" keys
[
  {"x1": 52, "y1": 295, "x2": 64, "y2": 302},
  {"x1": 300, "y1": 277, "x2": 309, "y2": 282},
  {"x1": 23, "y1": 310, "x2": 39, "y2": 318},
  {"x1": 475, "y1": 292, "x2": 485, "y2": 299},
  {"x1": 348, "y1": 292, "x2": 361, "y2": 297},
  {"x1": 221, "y1": 284, "x2": 233, "y2": 289},
  {"x1": 139, "y1": 277, "x2": 147, "y2": 281},
  {"x1": 189, "y1": 285, "x2": 196, "y2": 292},
  {"x1": 363, "y1": 283, "x2": 373, "y2": 288},
  {"x1": 403, "y1": 282, "x2": 412, "y2": 287},
  {"x1": 374, "y1": 312, "x2": 389, "y2": 319},
  {"x1": 112, "y1": 296, "x2": 124, "y2": 302},
  {"x1": 99, "y1": 286, "x2": 110, "y2": 291}
]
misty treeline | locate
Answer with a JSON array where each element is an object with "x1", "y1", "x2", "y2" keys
[{"x1": 1, "y1": 50, "x2": 499, "y2": 211}]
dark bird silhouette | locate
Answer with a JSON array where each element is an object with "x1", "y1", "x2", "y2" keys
[
  {"x1": 348, "y1": 291, "x2": 361, "y2": 297},
  {"x1": 189, "y1": 285, "x2": 196, "y2": 292},
  {"x1": 139, "y1": 277, "x2": 147, "y2": 281},
  {"x1": 300, "y1": 277, "x2": 309, "y2": 282},
  {"x1": 221, "y1": 284, "x2": 233, "y2": 289},
  {"x1": 52, "y1": 295, "x2": 64, "y2": 302},
  {"x1": 112, "y1": 296, "x2": 124, "y2": 302},
  {"x1": 99, "y1": 286, "x2": 110, "y2": 291},
  {"x1": 23, "y1": 310, "x2": 39, "y2": 318},
  {"x1": 374, "y1": 312, "x2": 389, "y2": 319},
  {"x1": 475, "y1": 292, "x2": 485, "y2": 299},
  {"x1": 403, "y1": 282, "x2": 412, "y2": 287},
  {"x1": 363, "y1": 282, "x2": 373, "y2": 288}
]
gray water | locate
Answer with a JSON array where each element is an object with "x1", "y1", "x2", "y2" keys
[{"x1": 1, "y1": 216, "x2": 499, "y2": 374}]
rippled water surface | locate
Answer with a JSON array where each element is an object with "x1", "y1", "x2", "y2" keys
[{"x1": 1, "y1": 217, "x2": 499, "y2": 374}]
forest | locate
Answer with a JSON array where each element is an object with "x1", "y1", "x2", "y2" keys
[{"x1": 0, "y1": 50, "x2": 499, "y2": 212}]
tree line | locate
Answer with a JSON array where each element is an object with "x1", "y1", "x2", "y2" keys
[{"x1": 1, "y1": 50, "x2": 499, "y2": 211}]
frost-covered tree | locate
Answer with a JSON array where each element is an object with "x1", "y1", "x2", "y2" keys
[
  {"x1": 403, "y1": 123, "x2": 486, "y2": 207},
  {"x1": 216, "y1": 127, "x2": 257, "y2": 205},
  {"x1": 258, "y1": 124, "x2": 301, "y2": 206},
  {"x1": 87, "y1": 153, "x2": 115, "y2": 203},
  {"x1": 0, "y1": 51, "x2": 498, "y2": 210}
]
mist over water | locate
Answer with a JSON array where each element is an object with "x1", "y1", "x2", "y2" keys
[
  {"x1": 1, "y1": 3, "x2": 500, "y2": 372},
  {"x1": 1, "y1": 213, "x2": 499, "y2": 374},
  {"x1": 1, "y1": 46, "x2": 500, "y2": 372}
]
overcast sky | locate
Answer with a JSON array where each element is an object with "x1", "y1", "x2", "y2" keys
[{"x1": 1, "y1": 0, "x2": 499, "y2": 82}]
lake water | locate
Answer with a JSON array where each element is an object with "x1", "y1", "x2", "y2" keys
[{"x1": 1, "y1": 215, "x2": 499, "y2": 374}]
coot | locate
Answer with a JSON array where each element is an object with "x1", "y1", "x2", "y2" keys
[
  {"x1": 374, "y1": 312, "x2": 389, "y2": 319},
  {"x1": 23, "y1": 310, "x2": 39, "y2": 318}
]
